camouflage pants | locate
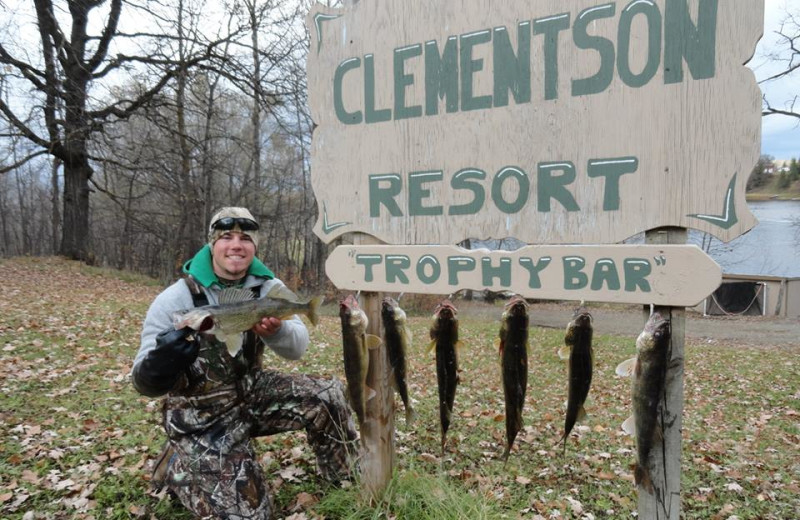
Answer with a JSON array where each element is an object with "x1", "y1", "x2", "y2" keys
[{"x1": 162, "y1": 370, "x2": 358, "y2": 519}]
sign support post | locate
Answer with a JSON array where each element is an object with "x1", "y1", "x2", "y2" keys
[
  {"x1": 642, "y1": 227, "x2": 687, "y2": 519},
  {"x1": 354, "y1": 233, "x2": 395, "y2": 501}
]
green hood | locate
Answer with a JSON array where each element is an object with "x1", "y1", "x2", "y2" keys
[{"x1": 182, "y1": 245, "x2": 274, "y2": 288}]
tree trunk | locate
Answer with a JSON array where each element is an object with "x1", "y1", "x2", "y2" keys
[
  {"x1": 51, "y1": 158, "x2": 61, "y2": 253},
  {"x1": 60, "y1": 160, "x2": 92, "y2": 261}
]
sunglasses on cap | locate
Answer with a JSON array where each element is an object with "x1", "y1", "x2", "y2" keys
[{"x1": 211, "y1": 217, "x2": 259, "y2": 232}]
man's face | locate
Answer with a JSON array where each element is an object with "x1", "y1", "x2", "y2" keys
[{"x1": 211, "y1": 230, "x2": 256, "y2": 281}]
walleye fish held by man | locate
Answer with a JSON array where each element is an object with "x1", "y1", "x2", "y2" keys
[
  {"x1": 429, "y1": 300, "x2": 461, "y2": 454},
  {"x1": 556, "y1": 306, "x2": 594, "y2": 452},
  {"x1": 174, "y1": 284, "x2": 321, "y2": 356},
  {"x1": 616, "y1": 311, "x2": 672, "y2": 494},
  {"x1": 497, "y1": 296, "x2": 530, "y2": 462}
]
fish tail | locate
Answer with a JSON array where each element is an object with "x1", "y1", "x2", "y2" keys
[
  {"x1": 501, "y1": 444, "x2": 511, "y2": 463},
  {"x1": 634, "y1": 464, "x2": 654, "y2": 494},
  {"x1": 405, "y1": 405, "x2": 416, "y2": 426},
  {"x1": 554, "y1": 432, "x2": 568, "y2": 454},
  {"x1": 308, "y1": 296, "x2": 322, "y2": 326}
]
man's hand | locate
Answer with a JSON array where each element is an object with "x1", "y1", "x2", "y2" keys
[
  {"x1": 132, "y1": 327, "x2": 199, "y2": 397},
  {"x1": 253, "y1": 317, "x2": 282, "y2": 337}
]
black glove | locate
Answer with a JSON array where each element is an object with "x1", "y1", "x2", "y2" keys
[{"x1": 132, "y1": 327, "x2": 200, "y2": 397}]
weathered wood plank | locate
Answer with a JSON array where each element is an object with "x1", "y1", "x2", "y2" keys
[
  {"x1": 354, "y1": 233, "x2": 395, "y2": 502},
  {"x1": 640, "y1": 227, "x2": 686, "y2": 519},
  {"x1": 308, "y1": 1, "x2": 762, "y2": 245},
  {"x1": 326, "y1": 243, "x2": 721, "y2": 307}
]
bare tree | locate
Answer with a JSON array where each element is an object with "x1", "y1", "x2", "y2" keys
[
  {"x1": 0, "y1": 0, "x2": 235, "y2": 261},
  {"x1": 761, "y1": 8, "x2": 800, "y2": 120}
]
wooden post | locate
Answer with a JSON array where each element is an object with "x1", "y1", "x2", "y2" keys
[
  {"x1": 641, "y1": 227, "x2": 686, "y2": 519},
  {"x1": 354, "y1": 234, "x2": 395, "y2": 501}
]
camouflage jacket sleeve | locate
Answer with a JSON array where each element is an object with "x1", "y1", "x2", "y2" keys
[{"x1": 132, "y1": 279, "x2": 195, "y2": 395}]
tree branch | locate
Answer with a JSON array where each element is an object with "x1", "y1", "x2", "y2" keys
[
  {"x1": 87, "y1": 0, "x2": 123, "y2": 72},
  {"x1": 0, "y1": 149, "x2": 50, "y2": 175}
]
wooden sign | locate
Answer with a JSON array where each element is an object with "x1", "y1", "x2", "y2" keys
[
  {"x1": 307, "y1": 0, "x2": 762, "y2": 246},
  {"x1": 326, "y1": 244, "x2": 721, "y2": 306}
]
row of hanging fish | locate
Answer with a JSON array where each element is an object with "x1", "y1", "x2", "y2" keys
[
  {"x1": 337, "y1": 292, "x2": 672, "y2": 493},
  {"x1": 338, "y1": 295, "x2": 417, "y2": 431}
]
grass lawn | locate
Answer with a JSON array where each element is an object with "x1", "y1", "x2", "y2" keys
[{"x1": 1, "y1": 257, "x2": 797, "y2": 519}]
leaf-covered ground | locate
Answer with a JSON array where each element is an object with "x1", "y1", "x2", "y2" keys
[{"x1": 0, "y1": 257, "x2": 797, "y2": 519}]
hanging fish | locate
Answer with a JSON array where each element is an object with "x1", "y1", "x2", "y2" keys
[
  {"x1": 616, "y1": 311, "x2": 671, "y2": 493},
  {"x1": 497, "y1": 296, "x2": 529, "y2": 462},
  {"x1": 556, "y1": 306, "x2": 594, "y2": 452},
  {"x1": 428, "y1": 300, "x2": 461, "y2": 453},
  {"x1": 339, "y1": 294, "x2": 380, "y2": 428},
  {"x1": 381, "y1": 297, "x2": 416, "y2": 425}
]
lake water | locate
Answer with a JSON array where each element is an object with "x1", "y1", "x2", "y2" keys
[
  {"x1": 474, "y1": 201, "x2": 800, "y2": 278},
  {"x1": 695, "y1": 200, "x2": 800, "y2": 278}
]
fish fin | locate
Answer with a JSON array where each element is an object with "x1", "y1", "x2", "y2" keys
[
  {"x1": 307, "y1": 296, "x2": 322, "y2": 326},
  {"x1": 557, "y1": 346, "x2": 571, "y2": 360},
  {"x1": 615, "y1": 357, "x2": 637, "y2": 377},
  {"x1": 494, "y1": 338, "x2": 503, "y2": 356},
  {"x1": 217, "y1": 330, "x2": 243, "y2": 357},
  {"x1": 403, "y1": 325, "x2": 413, "y2": 347},
  {"x1": 455, "y1": 340, "x2": 465, "y2": 350},
  {"x1": 366, "y1": 334, "x2": 382, "y2": 350},
  {"x1": 366, "y1": 386, "x2": 377, "y2": 401},
  {"x1": 621, "y1": 415, "x2": 636, "y2": 436},
  {"x1": 427, "y1": 340, "x2": 436, "y2": 353},
  {"x1": 218, "y1": 287, "x2": 256, "y2": 305},
  {"x1": 635, "y1": 464, "x2": 654, "y2": 494},
  {"x1": 266, "y1": 284, "x2": 299, "y2": 300},
  {"x1": 576, "y1": 405, "x2": 588, "y2": 422}
]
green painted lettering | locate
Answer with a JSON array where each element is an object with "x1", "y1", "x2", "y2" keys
[
  {"x1": 492, "y1": 166, "x2": 529, "y2": 214},
  {"x1": 386, "y1": 255, "x2": 410, "y2": 284},
  {"x1": 587, "y1": 157, "x2": 639, "y2": 210},
  {"x1": 533, "y1": 13, "x2": 570, "y2": 100},
  {"x1": 449, "y1": 168, "x2": 486, "y2": 216},
  {"x1": 334, "y1": 58, "x2": 362, "y2": 124},
  {"x1": 447, "y1": 256, "x2": 476, "y2": 285},
  {"x1": 369, "y1": 174, "x2": 404, "y2": 217},
  {"x1": 460, "y1": 30, "x2": 493, "y2": 111},
  {"x1": 408, "y1": 171, "x2": 444, "y2": 216},
  {"x1": 356, "y1": 254, "x2": 382, "y2": 282},
  {"x1": 618, "y1": 1, "x2": 662, "y2": 88},
  {"x1": 537, "y1": 162, "x2": 580, "y2": 212},
  {"x1": 394, "y1": 45, "x2": 423, "y2": 120},
  {"x1": 572, "y1": 3, "x2": 617, "y2": 96},
  {"x1": 417, "y1": 255, "x2": 442, "y2": 284},
  {"x1": 624, "y1": 259, "x2": 652, "y2": 292},
  {"x1": 493, "y1": 23, "x2": 531, "y2": 107},
  {"x1": 482, "y1": 257, "x2": 512, "y2": 287},
  {"x1": 364, "y1": 54, "x2": 391, "y2": 123},
  {"x1": 664, "y1": 0, "x2": 718, "y2": 84},
  {"x1": 563, "y1": 256, "x2": 589, "y2": 290},
  {"x1": 591, "y1": 258, "x2": 621, "y2": 290},
  {"x1": 518, "y1": 256, "x2": 552, "y2": 289},
  {"x1": 425, "y1": 37, "x2": 459, "y2": 116}
]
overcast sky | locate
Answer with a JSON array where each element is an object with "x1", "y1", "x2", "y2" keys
[{"x1": 753, "y1": 0, "x2": 800, "y2": 159}]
